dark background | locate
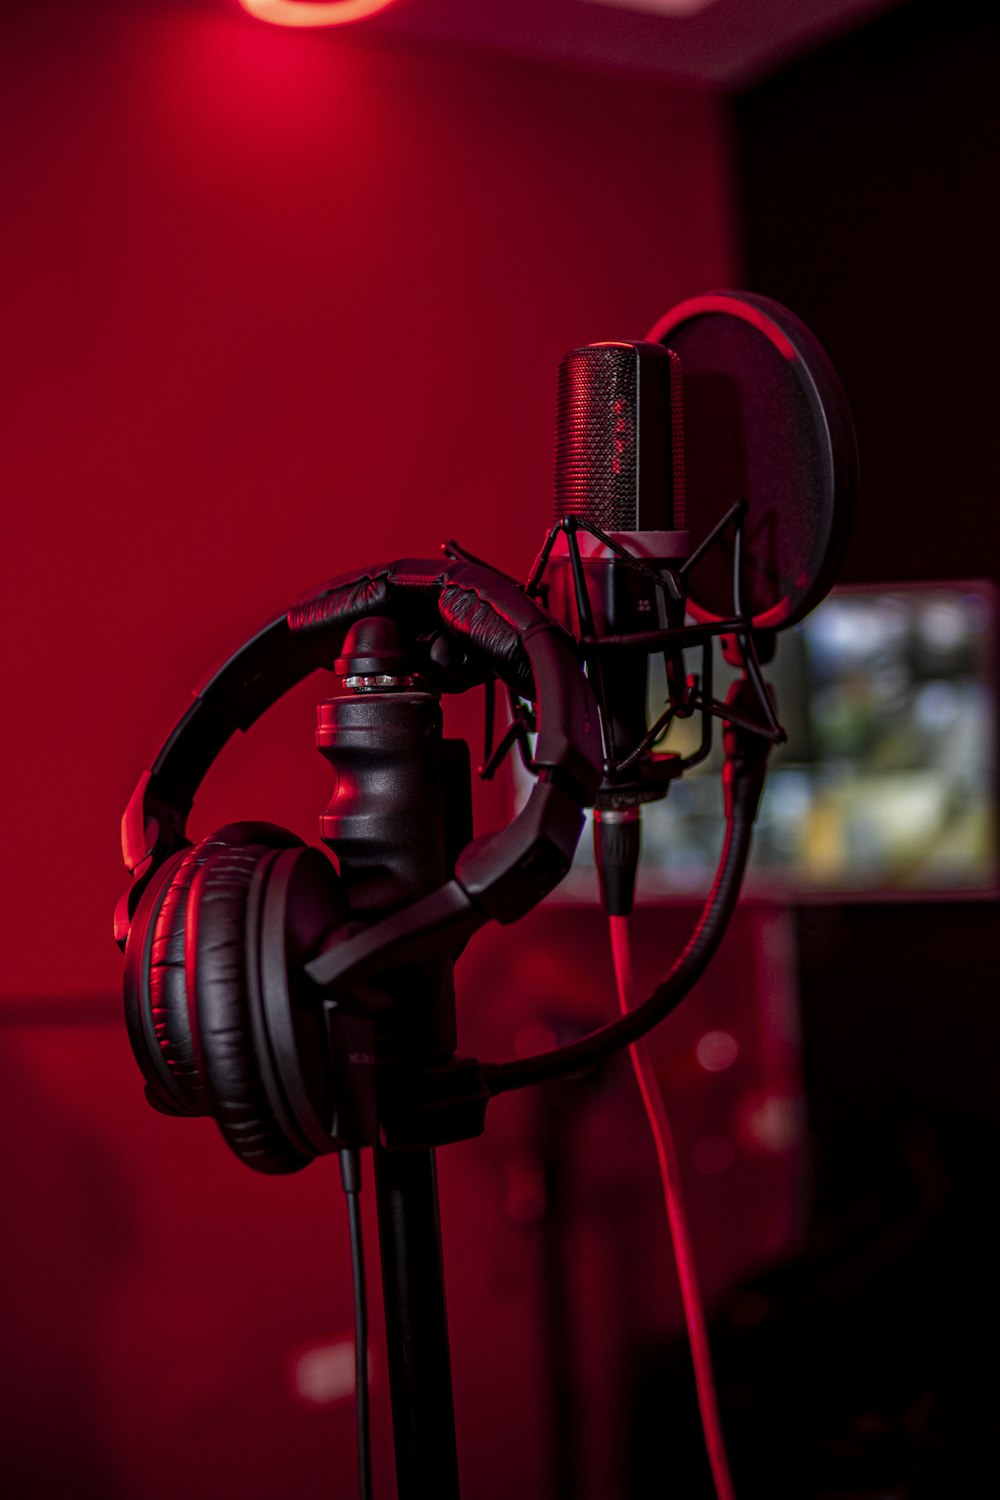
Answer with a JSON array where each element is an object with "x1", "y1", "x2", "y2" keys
[
  {"x1": 1, "y1": 1, "x2": 997, "y2": 1495},
  {"x1": 703, "y1": 5, "x2": 1000, "y2": 1492}
]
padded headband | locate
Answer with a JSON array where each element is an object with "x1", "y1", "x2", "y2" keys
[{"x1": 117, "y1": 557, "x2": 604, "y2": 968}]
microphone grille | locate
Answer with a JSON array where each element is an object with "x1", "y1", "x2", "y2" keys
[{"x1": 554, "y1": 342, "x2": 681, "y2": 532}]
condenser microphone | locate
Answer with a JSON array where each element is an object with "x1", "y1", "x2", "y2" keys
[
  {"x1": 547, "y1": 340, "x2": 689, "y2": 791},
  {"x1": 547, "y1": 340, "x2": 689, "y2": 916}
]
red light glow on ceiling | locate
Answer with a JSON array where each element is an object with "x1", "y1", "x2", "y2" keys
[{"x1": 238, "y1": 0, "x2": 398, "y2": 28}]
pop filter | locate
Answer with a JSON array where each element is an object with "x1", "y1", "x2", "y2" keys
[{"x1": 647, "y1": 291, "x2": 858, "y2": 630}]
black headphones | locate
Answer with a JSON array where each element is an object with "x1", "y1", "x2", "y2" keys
[{"x1": 117, "y1": 555, "x2": 603, "y2": 1174}]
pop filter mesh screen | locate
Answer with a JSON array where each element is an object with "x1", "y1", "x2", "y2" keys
[{"x1": 670, "y1": 314, "x2": 831, "y2": 626}]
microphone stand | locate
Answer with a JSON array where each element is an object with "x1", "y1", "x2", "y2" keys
[
  {"x1": 317, "y1": 618, "x2": 474, "y2": 1499},
  {"x1": 316, "y1": 512, "x2": 780, "y2": 1496}
]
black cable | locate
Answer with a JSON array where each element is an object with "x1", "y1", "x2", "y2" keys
[
  {"x1": 482, "y1": 807, "x2": 754, "y2": 1096},
  {"x1": 339, "y1": 1149, "x2": 372, "y2": 1500}
]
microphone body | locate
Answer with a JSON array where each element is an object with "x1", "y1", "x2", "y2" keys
[{"x1": 553, "y1": 339, "x2": 684, "y2": 535}]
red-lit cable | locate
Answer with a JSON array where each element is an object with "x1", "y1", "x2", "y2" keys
[
  {"x1": 609, "y1": 914, "x2": 737, "y2": 1500},
  {"x1": 484, "y1": 813, "x2": 753, "y2": 1095}
]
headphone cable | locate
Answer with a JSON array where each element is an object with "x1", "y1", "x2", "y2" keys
[
  {"x1": 608, "y1": 914, "x2": 737, "y2": 1500},
  {"x1": 339, "y1": 1148, "x2": 373, "y2": 1500}
]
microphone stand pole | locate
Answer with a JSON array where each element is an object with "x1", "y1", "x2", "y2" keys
[
  {"x1": 317, "y1": 617, "x2": 469, "y2": 1499},
  {"x1": 374, "y1": 1143, "x2": 460, "y2": 1498}
]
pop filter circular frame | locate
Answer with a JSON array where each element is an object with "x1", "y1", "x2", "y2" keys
[{"x1": 647, "y1": 291, "x2": 858, "y2": 630}]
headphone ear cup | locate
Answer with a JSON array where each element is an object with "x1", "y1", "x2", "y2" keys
[
  {"x1": 187, "y1": 841, "x2": 318, "y2": 1175},
  {"x1": 125, "y1": 822, "x2": 305, "y2": 1122}
]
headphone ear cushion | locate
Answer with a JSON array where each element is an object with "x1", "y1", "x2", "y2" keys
[
  {"x1": 147, "y1": 839, "x2": 225, "y2": 1115},
  {"x1": 124, "y1": 847, "x2": 195, "y2": 1117},
  {"x1": 131, "y1": 822, "x2": 303, "y2": 1119},
  {"x1": 187, "y1": 842, "x2": 314, "y2": 1175}
]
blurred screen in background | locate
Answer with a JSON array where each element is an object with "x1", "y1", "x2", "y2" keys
[{"x1": 515, "y1": 581, "x2": 998, "y2": 900}]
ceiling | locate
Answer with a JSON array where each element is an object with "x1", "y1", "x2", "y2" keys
[{"x1": 271, "y1": 0, "x2": 908, "y2": 88}]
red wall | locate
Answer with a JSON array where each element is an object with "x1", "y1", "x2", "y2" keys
[
  {"x1": 1, "y1": 4, "x2": 739, "y2": 1497},
  {"x1": 1, "y1": 2, "x2": 734, "y2": 1001}
]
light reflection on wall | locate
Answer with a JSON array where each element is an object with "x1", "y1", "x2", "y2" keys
[{"x1": 238, "y1": 0, "x2": 398, "y2": 28}]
